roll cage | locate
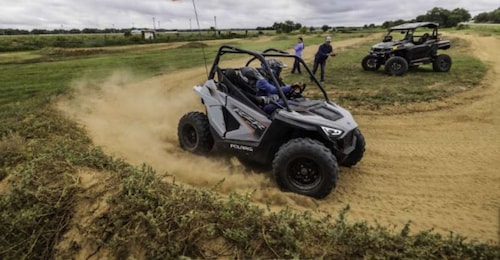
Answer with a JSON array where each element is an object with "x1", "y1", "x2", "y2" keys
[
  {"x1": 384, "y1": 22, "x2": 440, "y2": 44},
  {"x1": 207, "y1": 45, "x2": 330, "y2": 112}
]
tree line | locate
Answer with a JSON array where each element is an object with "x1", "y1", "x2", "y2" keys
[
  {"x1": 474, "y1": 7, "x2": 500, "y2": 23},
  {"x1": 382, "y1": 7, "x2": 471, "y2": 28},
  {"x1": 381, "y1": 6, "x2": 499, "y2": 28}
]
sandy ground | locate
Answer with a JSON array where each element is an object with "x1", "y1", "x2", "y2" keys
[{"x1": 58, "y1": 33, "x2": 500, "y2": 244}]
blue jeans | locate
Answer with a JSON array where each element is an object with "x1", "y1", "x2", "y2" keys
[
  {"x1": 291, "y1": 58, "x2": 301, "y2": 73},
  {"x1": 312, "y1": 59, "x2": 326, "y2": 81}
]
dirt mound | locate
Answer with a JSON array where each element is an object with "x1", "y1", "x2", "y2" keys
[{"x1": 57, "y1": 34, "x2": 500, "y2": 244}]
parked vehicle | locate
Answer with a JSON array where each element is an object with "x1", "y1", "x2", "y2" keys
[{"x1": 362, "y1": 22, "x2": 452, "y2": 75}]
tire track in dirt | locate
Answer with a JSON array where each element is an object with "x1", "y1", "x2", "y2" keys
[{"x1": 57, "y1": 34, "x2": 500, "y2": 244}]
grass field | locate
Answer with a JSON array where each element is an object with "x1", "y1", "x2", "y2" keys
[
  {"x1": 456, "y1": 23, "x2": 500, "y2": 35},
  {"x1": 1, "y1": 32, "x2": 499, "y2": 259}
]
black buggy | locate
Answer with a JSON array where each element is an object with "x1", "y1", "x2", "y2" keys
[
  {"x1": 177, "y1": 45, "x2": 365, "y2": 199},
  {"x1": 361, "y1": 22, "x2": 452, "y2": 76}
]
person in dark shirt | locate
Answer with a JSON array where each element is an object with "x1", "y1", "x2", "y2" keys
[{"x1": 311, "y1": 36, "x2": 335, "y2": 83}]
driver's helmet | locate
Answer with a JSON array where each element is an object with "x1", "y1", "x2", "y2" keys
[{"x1": 264, "y1": 59, "x2": 286, "y2": 77}]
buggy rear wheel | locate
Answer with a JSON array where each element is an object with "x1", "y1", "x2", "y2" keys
[
  {"x1": 273, "y1": 138, "x2": 338, "y2": 199},
  {"x1": 178, "y1": 112, "x2": 214, "y2": 154}
]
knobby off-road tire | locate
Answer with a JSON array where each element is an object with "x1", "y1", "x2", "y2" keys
[
  {"x1": 385, "y1": 56, "x2": 408, "y2": 76},
  {"x1": 432, "y1": 54, "x2": 452, "y2": 72},
  {"x1": 340, "y1": 128, "x2": 366, "y2": 167},
  {"x1": 273, "y1": 138, "x2": 339, "y2": 199},
  {"x1": 178, "y1": 112, "x2": 214, "y2": 154},
  {"x1": 361, "y1": 55, "x2": 381, "y2": 71}
]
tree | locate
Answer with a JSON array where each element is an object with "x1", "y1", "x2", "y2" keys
[
  {"x1": 451, "y1": 8, "x2": 471, "y2": 22},
  {"x1": 272, "y1": 20, "x2": 301, "y2": 33},
  {"x1": 446, "y1": 8, "x2": 472, "y2": 26},
  {"x1": 382, "y1": 21, "x2": 391, "y2": 29},
  {"x1": 474, "y1": 7, "x2": 500, "y2": 23},
  {"x1": 493, "y1": 9, "x2": 500, "y2": 23},
  {"x1": 474, "y1": 12, "x2": 489, "y2": 23},
  {"x1": 425, "y1": 7, "x2": 451, "y2": 26},
  {"x1": 69, "y1": 29, "x2": 81, "y2": 34},
  {"x1": 82, "y1": 28, "x2": 99, "y2": 34},
  {"x1": 417, "y1": 7, "x2": 469, "y2": 27},
  {"x1": 321, "y1": 25, "x2": 330, "y2": 32}
]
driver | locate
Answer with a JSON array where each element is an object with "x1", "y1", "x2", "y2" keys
[
  {"x1": 239, "y1": 66, "x2": 305, "y2": 114},
  {"x1": 261, "y1": 59, "x2": 287, "y2": 85}
]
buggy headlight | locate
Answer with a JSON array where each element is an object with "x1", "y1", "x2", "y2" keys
[{"x1": 321, "y1": 126, "x2": 343, "y2": 138}]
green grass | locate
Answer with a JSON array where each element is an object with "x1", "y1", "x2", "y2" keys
[
  {"x1": 455, "y1": 23, "x2": 500, "y2": 36},
  {"x1": 0, "y1": 45, "x2": 222, "y2": 105},
  {"x1": 0, "y1": 33, "x2": 499, "y2": 259}
]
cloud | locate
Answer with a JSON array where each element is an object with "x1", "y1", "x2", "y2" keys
[{"x1": 0, "y1": 0, "x2": 498, "y2": 30}]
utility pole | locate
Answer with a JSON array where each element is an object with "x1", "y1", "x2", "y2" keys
[
  {"x1": 153, "y1": 17, "x2": 156, "y2": 30},
  {"x1": 214, "y1": 16, "x2": 217, "y2": 30},
  {"x1": 189, "y1": 18, "x2": 192, "y2": 30}
]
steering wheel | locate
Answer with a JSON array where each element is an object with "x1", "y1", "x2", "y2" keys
[
  {"x1": 289, "y1": 82, "x2": 306, "y2": 98},
  {"x1": 419, "y1": 33, "x2": 429, "y2": 44}
]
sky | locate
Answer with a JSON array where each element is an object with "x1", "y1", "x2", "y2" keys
[{"x1": 1, "y1": 0, "x2": 498, "y2": 30}]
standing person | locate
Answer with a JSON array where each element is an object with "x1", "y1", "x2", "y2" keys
[
  {"x1": 291, "y1": 37, "x2": 304, "y2": 74},
  {"x1": 312, "y1": 36, "x2": 335, "y2": 83}
]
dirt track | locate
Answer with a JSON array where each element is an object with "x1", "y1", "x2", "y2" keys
[{"x1": 58, "y1": 33, "x2": 500, "y2": 244}]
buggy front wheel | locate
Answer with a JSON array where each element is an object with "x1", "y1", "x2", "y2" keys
[
  {"x1": 273, "y1": 138, "x2": 339, "y2": 199},
  {"x1": 361, "y1": 55, "x2": 381, "y2": 71},
  {"x1": 385, "y1": 56, "x2": 408, "y2": 76}
]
